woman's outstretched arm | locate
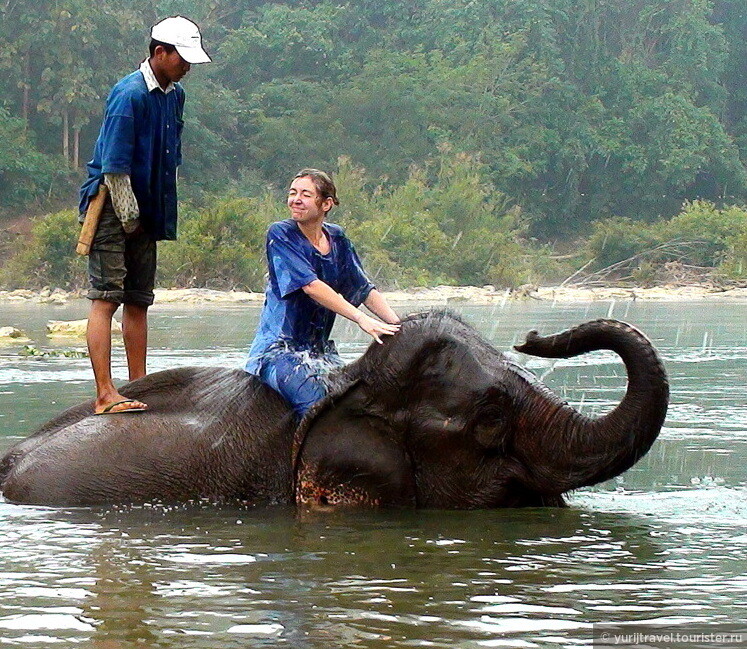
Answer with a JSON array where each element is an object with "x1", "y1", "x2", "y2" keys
[{"x1": 302, "y1": 280, "x2": 400, "y2": 344}]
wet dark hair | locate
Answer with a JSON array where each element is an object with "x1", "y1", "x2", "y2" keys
[
  {"x1": 149, "y1": 39, "x2": 177, "y2": 57},
  {"x1": 293, "y1": 169, "x2": 340, "y2": 208}
]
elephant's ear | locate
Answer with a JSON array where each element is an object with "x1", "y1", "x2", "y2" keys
[
  {"x1": 292, "y1": 379, "x2": 417, "y2": 507},
  {"x1": 290, "y1": 336, "x2": 464, "y2": 469},
  {"x1": 292, "y1": 377, "x2": 361, "y2": 469}
]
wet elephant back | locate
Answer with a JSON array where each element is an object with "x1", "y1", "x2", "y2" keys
[{"x1": 1, "y1": 367, "x2": 296, "y2": 506}]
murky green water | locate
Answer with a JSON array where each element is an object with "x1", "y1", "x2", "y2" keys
[{"x1": 0, "y1": 298, "x2": 745, "y2": 647}]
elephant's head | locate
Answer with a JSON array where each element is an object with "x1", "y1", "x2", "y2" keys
[{"x1": 293, "y1": 311, "x2": 669, "y2": 509}]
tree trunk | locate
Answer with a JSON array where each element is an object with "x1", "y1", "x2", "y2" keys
[
  {"x1": 22, "y1": 51, "x2": 31, "y2": 128},
  {"x1": 73, "y1": 126, "x2": 80, "y2": 169},
  {"x1": 62, "y1": 107, "x2": 70, "y2": 166}
]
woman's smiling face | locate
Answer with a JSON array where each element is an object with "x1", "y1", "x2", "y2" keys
[{"x1": 287, "y1": 176, "x2": 333, "y2": 225}]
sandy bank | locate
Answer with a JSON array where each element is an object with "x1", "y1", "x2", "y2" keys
[
  {"x1": 382, "y1": 284, "x2": 747, "y2": 304},
  {"x1": 0, "y1": 284, "x2": 746, "y2": 306}
]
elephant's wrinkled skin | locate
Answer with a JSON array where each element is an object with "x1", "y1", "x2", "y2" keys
[{"x1": 0, "y1": 312, "x2": 669, "y2": 508}]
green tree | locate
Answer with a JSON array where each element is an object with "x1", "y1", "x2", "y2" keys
[
  {"x1": 712, "y1": 0, "x2": 747, "y2": 179},
  {"x1": 0, "y1": 108, "x2": 62, "y2": 207}
]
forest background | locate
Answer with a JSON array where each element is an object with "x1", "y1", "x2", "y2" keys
[{"x1": 1, "y1": 0, "x2": 746, "y2": 291}]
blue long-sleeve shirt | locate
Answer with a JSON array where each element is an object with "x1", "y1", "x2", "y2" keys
[{"x1": 79, "y1": 66, "x2": 185, "y2": 241}]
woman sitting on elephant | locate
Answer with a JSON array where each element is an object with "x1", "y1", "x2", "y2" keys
[{"x1": 245, "y1": 169, "x2": 401, "y2": 417}]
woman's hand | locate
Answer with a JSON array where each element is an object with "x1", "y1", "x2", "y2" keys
[{"x1": 355, "y1": 312, "x2": 400, "y2": 344}]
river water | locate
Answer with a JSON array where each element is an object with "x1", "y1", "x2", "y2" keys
[{"x1": 0, "y1": 298, "x2": 745, "y2": 647}]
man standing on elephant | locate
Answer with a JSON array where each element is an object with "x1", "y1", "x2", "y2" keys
[
  {"x1": 245, "y1": 169, "x2": 401, "y2": 418},
  {"x1": 78, "y1": 16, "x2": 211, "y2": 415}
]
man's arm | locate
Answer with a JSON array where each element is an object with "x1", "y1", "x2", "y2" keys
[{"x1": 302, "y1": 280, "x2": 400, "y2": 344}]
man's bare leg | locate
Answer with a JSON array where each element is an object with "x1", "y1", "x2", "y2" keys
[
  {"x1": 87, "y1": 299, "x2": 148, "y2": 413},
  {"x1": 122, "y1": 303, "x2": 149, "y2": 381}
]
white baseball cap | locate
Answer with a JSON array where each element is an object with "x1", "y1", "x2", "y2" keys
[{"x1": 151, "y1": 16, "x2": 211, "y2": 64}]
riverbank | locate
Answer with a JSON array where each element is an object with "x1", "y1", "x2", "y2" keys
[
  {"x1": 0, "y1": 285, "x2": 747, "y2": 306},
  {"x1": 1, "y1": 283, "x2": 746, "y2": 306}
]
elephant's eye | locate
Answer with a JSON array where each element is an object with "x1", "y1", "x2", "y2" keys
[
  {"x1": 471, "y1": 390, "x2": 509, "y2": 450},
  {"x1": 472, "y1": 415, "x2": 506, "y2": 450}
]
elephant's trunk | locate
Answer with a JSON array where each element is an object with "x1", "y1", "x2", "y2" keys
[{"x1": 511, "y1": 319, "x2": 669, "y2": 494}]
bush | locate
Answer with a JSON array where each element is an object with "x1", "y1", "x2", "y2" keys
[
  {"x1": 0, "y1": 209, "x2": 86, "y2": 290},
  {"x1": 158, "y1": 194, "x2": 283, "y2": 291},
  {"x1": 585, "y1": 217, "x2": 662, "y2": 270},
  {"x1": 719, "y1": 229, "x2": 747, "y2": 278},
  {"x1": 338, "y1": 151, "x2": 535, "y2": 288},
  {"x1": 581, "y1": 204, "x2": 747, "y2": 283},
  {"x1": 484, "y1": 238, "x2": 577, "y2": 289},
  {"x1": 662, "y1": 201, "x2": 747, "y2": 268},
  {"x1": 348, "y1": 208, "x2": 452, "y2": 288},
  {"x1": 0, "y1": 195, "x2": 280, "y2": 292}
]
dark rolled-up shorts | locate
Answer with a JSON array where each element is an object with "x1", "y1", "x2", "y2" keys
[{"x1": 86, "y1": 197, "x2": 157, "y2": 306}]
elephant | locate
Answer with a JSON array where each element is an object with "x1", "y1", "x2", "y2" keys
[{"x1": 0, "y1": 311, "x2": 669, "y2": 508}]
